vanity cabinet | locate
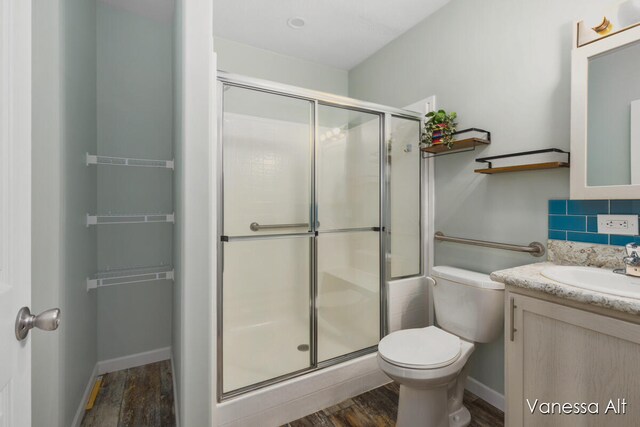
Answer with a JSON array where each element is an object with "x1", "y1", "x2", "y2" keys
[{"x1": 505, "y1": 290, "x2": 640, "y2": 426}]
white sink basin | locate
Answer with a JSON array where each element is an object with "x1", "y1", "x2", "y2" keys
[{"x1": 541, "y1": 266, "x2": 640, "y2": 299}]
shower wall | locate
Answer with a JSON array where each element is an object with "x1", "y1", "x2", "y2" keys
[
  {"x1": 222, "y1": 111, "x2": 311, "y2": 333},
  {"x1": 96, "y1": 2, "x2": 174, "y2": 360}
]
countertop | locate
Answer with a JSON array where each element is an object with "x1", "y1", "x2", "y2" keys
[{"x1": 490, "y1": 262, "x2": 640, "y2": 316}]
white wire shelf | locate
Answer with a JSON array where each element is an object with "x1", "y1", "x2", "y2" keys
[
  {"x1": 86, "y1": 153, "x2": 174, "y2": 170},
  {"x1": 87, "y1": 265, "x2": 174, "y2": 291},
  {"x1": 86, "y1": 213, "x2": 175, "y2": 227}
]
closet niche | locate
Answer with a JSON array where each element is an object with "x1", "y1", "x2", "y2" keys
[{"x1": 86, "y1": 2, "x2": 175, "y2": 361}]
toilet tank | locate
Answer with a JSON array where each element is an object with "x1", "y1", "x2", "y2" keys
[{"x1": 430, "y1": 266, "x2": 504, "y2": 343}]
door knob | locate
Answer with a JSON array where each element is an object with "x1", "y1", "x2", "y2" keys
[{"x1": 15, "y1": 307, "x2": 61, "y2": 341}]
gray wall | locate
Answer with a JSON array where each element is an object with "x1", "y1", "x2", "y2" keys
[
  {"x1": 96, "y1": 2, "x2": 174, "y2": 360},
  {"x1": 33, "y1": 0, "x2": 98, "y2": 425},
  {"x1": 215, "y1": 37, "x2": 349, "y2": 95},
  {"x1": 32, "y1": 1, "x2": 63, "y2": 424},
  {"x1": 61, "y1": 0, "x2": 99, "y2": 422},
  {"x1": 349, "y1": 0, "x2": 611, "y2": 394}
]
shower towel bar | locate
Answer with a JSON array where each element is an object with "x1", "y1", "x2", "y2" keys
[
  {"x1": 249, "y1": 222, "x2": 313, "y2": 231},
  {"x1": 434, "y1": 231, "x2": 545, "y2": 257}
]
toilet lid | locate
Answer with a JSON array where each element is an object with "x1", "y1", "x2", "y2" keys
[{"x1": 378, "y1": 326, "x2": 461, "y2": 369}]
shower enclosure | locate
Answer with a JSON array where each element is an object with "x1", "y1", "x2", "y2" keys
[{"x1": 217, "y1": 72, "x2": 422, "y2": 399}]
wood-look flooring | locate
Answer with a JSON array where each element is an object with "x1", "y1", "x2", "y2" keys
[
  {"x1": 81, "y1": 362, "x2": 503, "y2": 427},
  {"x1": 80, "y1": 360, "x2": 175, "y2": 427},
  {"x1": 284, "y1": 382, "x2": 504, "y2": 427}
]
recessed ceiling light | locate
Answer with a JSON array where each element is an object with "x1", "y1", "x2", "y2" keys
[{"x1": 287, "y1": 17, "x2": 306, "y2": 29}]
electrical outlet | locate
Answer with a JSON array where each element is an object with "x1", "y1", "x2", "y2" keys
[
  {"x1": 607, "y1": 220, "x2": 628, "y2": 228},
  {"x1": 597, "y1": 215, "x2": 639, "y2": 235}
]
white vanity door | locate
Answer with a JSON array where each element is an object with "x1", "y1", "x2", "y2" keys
[{"x1": 506, "y1": 292, "x2": 640, "y2": 427}]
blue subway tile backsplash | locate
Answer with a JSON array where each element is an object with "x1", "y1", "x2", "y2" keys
[
  {"x1": 548, "y1": 199, "x2": 640, "y2": 246},
  {"x1": 548, "y1": 200, "x2": 567, "y2": 215},
  {"x1": 548, "y1": 215, "x2": 586, "y2": 232},
  {"x1": 567, "y1": 200, "x2": 609, "y2": 215},
  {"x1": 548, "y1": 230, "x2": 567, "y2": 240},
  {"x1": 566, "y1": 232, "x2": 609, "y2": 245},
  {"x1": 610, "y1": 234, "x2": 640, "y2": 246},
  {"x1": 610, "y1": 200, "x2": 640, "y2": 215}
]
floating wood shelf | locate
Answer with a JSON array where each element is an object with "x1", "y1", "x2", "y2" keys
[
  {"x1": 421, "y1": 138, "x2": 490, "y2": 154},
  {"x1": 475, "y1": 148, "x2": 570, "y2": 175},
  {"x1": 421, "y1": 128, "x2": 491, "y2": 158},
  {"x1": 475, "y1": 161, "x2": 570, "y2": 174}
]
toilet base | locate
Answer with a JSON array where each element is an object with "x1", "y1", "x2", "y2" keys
[
  {"x1": 397, "y1": 384, "x2": 449, "y2": 427},
  {"x1": 396, "y1": 385, "x2": 472, "y2": 427},
  {"x1": 449, "y1": 405, "x2": 471, "y2": 427}
]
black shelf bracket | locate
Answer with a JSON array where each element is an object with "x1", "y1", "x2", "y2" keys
[{"x1": 475, "y1": 148, "x2": 570, "y2": 169}]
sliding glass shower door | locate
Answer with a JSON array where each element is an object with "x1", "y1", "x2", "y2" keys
[
  {"x1": 219, "y1": 80, "x2": 388, "y2": 398},
  {"x1": 316, "y1": 105, "x2": 381, "y2": 363},
  {"x1": 221, "y1": 86, "x2": 314, "y2": 394}
]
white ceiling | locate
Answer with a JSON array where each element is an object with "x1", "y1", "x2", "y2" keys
[
  {"x1": 212, "y1": 0, "x2": 450, "y2": 70},
  {"x1": 99, "y1": 0, "x2": 175, "y2": 23}
]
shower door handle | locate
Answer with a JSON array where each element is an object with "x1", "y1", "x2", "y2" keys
[{"x1": 249, "y1": 222, "x2": 317, "y2": 232}]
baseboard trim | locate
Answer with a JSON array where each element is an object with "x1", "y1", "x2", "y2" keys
[
  {"x1": 97, "y1": 346, "x2": 172, "y2": 375},
  {"x1": 171, "y1": 355, "x2": 180, "y2": 427},
  {"x1": 71, "y1": 364, "x2": 98, "y2": 427},
  {"x1": 466, "y1": 376, "x2": 505, "y2": 412}
]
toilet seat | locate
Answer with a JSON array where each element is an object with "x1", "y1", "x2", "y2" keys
[{"x1": 378, "y1": 326, "x2": 461, "y2": 370}]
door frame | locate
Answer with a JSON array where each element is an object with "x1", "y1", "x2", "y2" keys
[{"x1": 1, "y1": 0, "x2": 33, "y2": 425}]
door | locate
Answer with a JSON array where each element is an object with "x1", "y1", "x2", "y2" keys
[
  {"x1": 315, "y1": 104, "x2": 382, "y2": 363},
  {"x1": 0, "y1": 1, "x2": 32, "y2": 426},
  {"x1": 219, "y1": 84, "x2": 315, "y2": 395}
]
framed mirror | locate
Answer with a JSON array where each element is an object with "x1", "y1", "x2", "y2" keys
[{"x1": 571, "y1": 24, "x2": 640, "y2": 199}]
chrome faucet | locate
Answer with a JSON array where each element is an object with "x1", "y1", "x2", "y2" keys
[
  {"x1": 622, "y1": 243, "x2": 640, "y2": 277},
  {"x1": 624, "y1": 246, "x2": 640, "y2": 266}
]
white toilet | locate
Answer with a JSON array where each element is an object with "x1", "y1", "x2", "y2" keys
[{"x1": 377, "y1": 266, "x2": 504, "y2": 427}]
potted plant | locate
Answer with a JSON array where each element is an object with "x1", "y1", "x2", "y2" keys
[{"x1": 421, "y1": 109, "x2": 458, "y2": 149}]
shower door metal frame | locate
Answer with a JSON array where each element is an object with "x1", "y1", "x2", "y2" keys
[
  {"x1": 216, "y1": 71, "x2": 422, "y2": 401},
  {"x1": 386, "y1": 115, "x2": 426, "y2": 282}
]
